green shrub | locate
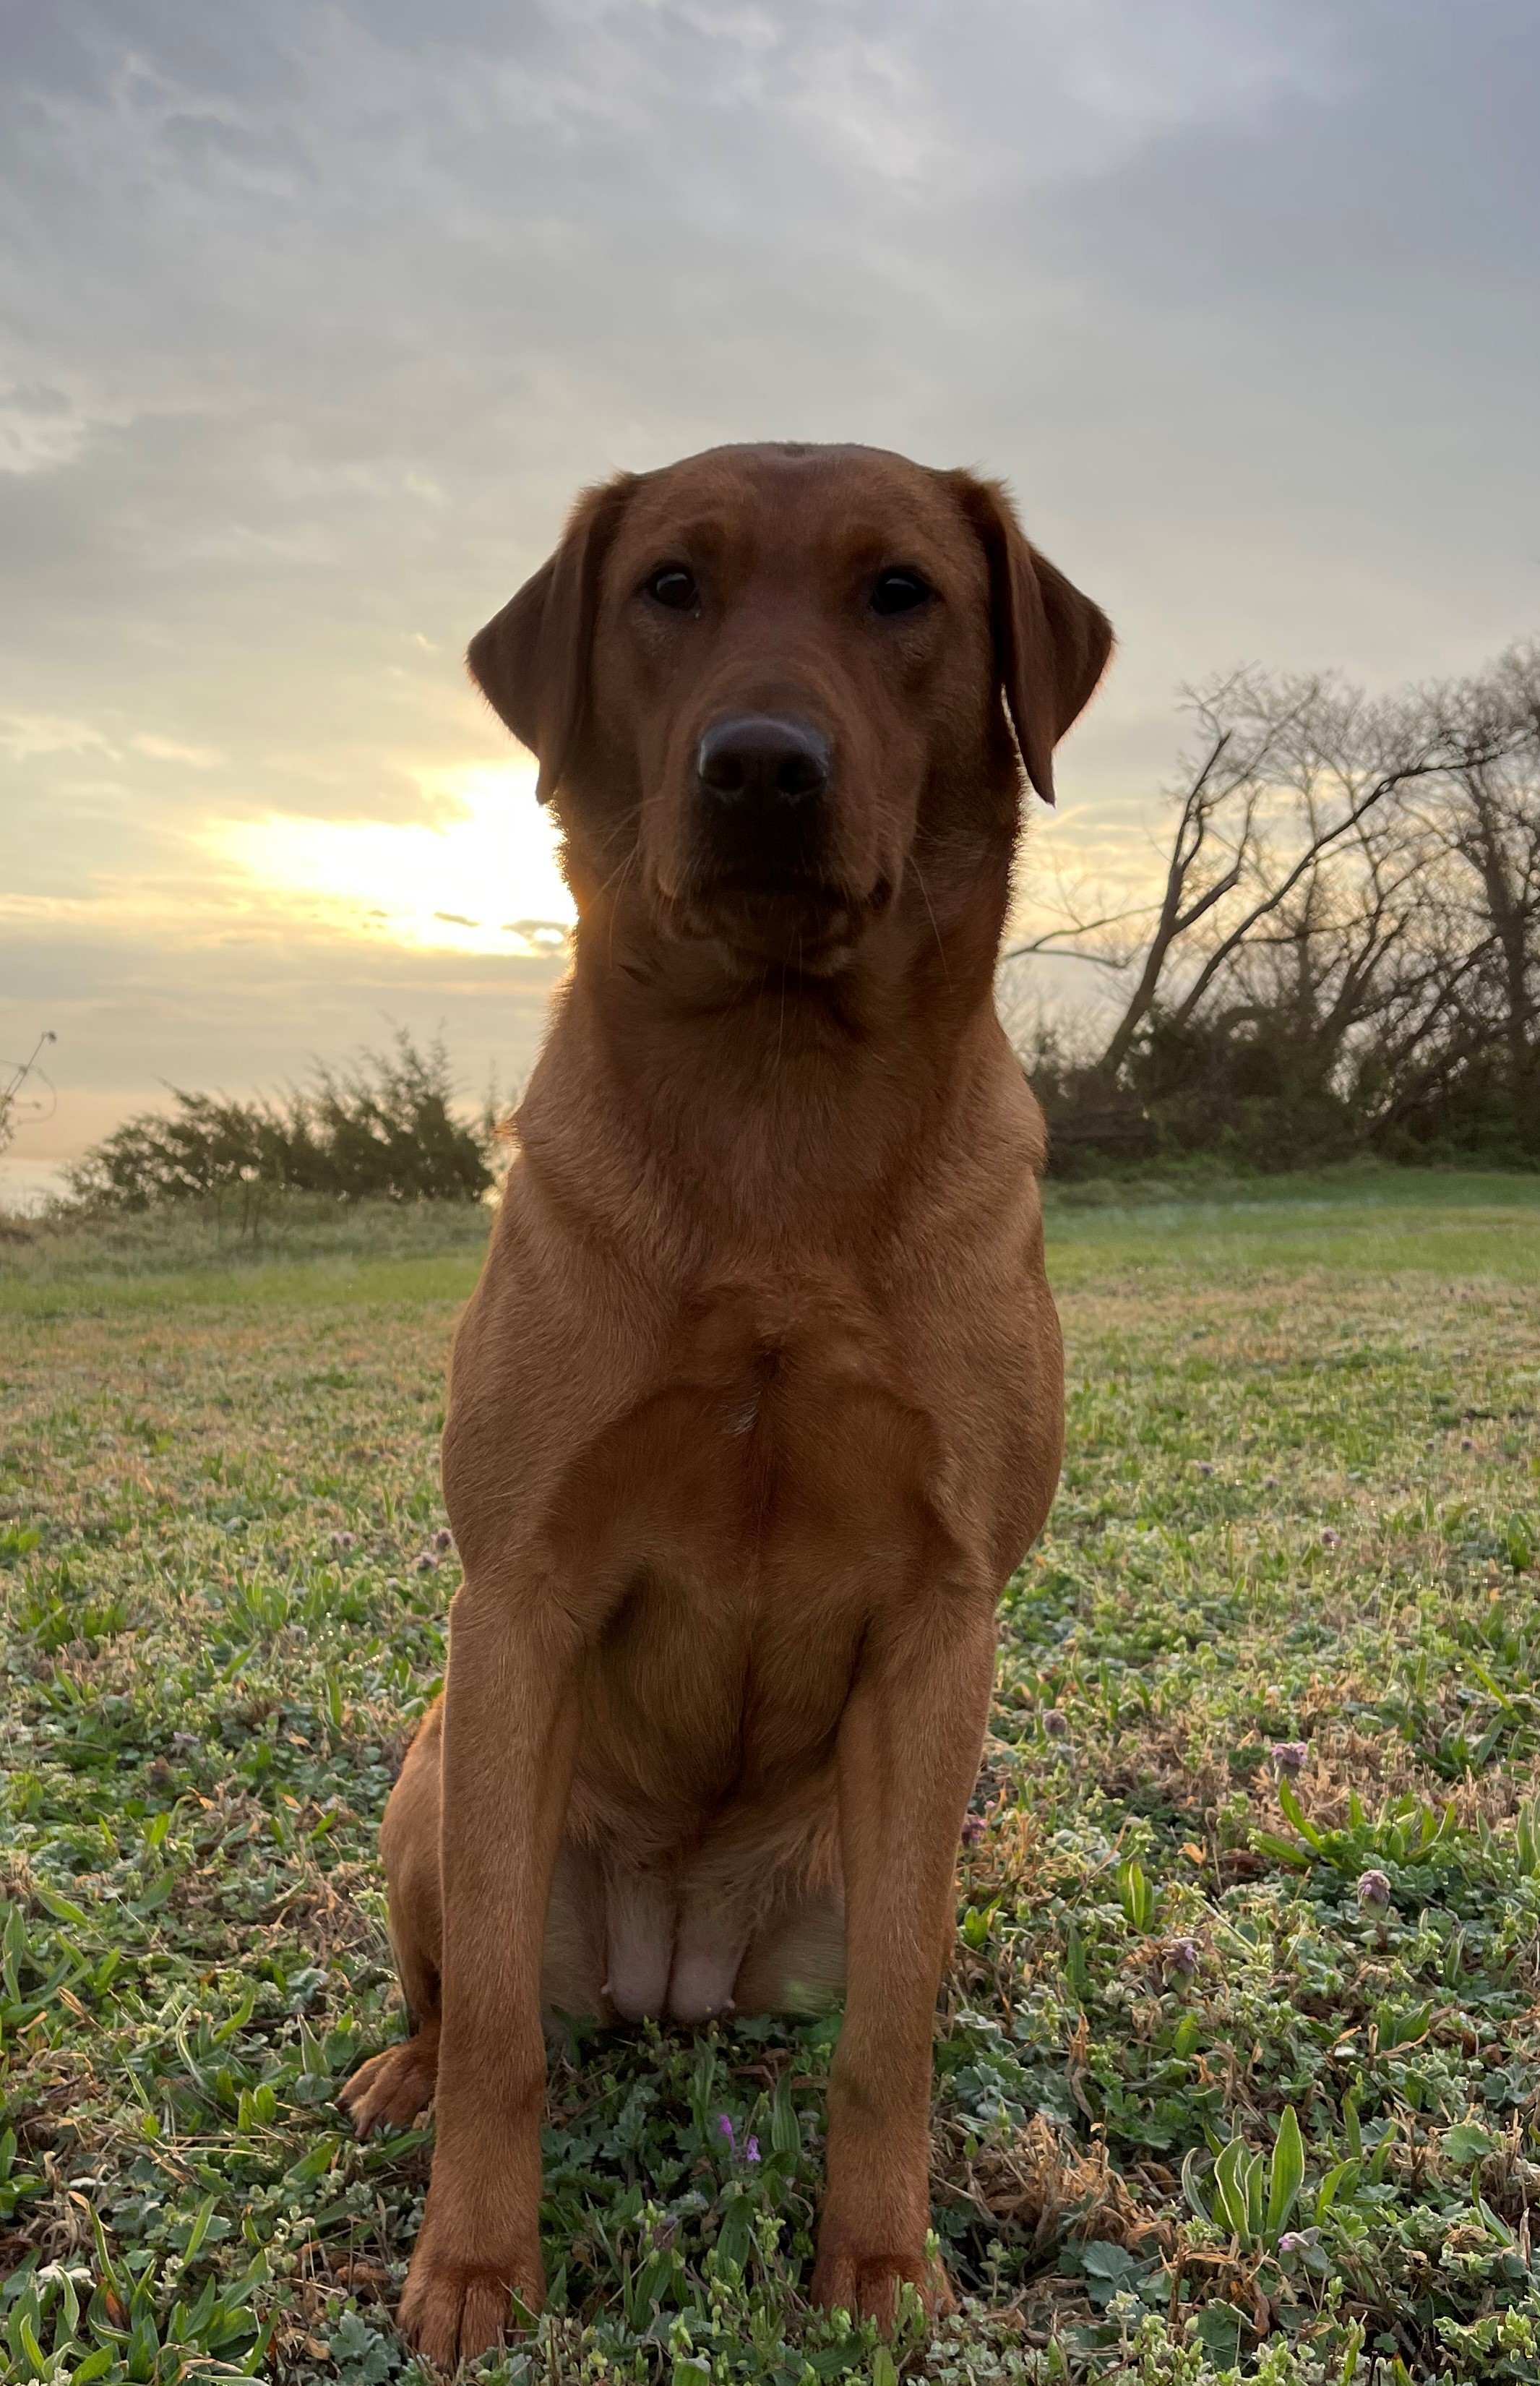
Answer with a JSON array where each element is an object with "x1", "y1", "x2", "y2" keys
[{"x1": 64, "y1": 1031, "x2": 496, "y2": 1211}]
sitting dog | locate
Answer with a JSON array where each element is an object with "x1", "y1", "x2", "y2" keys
[{"x1": 340, "y1": 441, "x2": 1111, "y2": 2364}]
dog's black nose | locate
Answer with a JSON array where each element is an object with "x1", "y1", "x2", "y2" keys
[{"x1": 696, "y1": 714, "x2": 831, "y2": 810}]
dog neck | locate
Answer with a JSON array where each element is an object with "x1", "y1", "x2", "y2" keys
[{"x1": 517, "y1": 835, "x2": 1030, "y2": 1256}]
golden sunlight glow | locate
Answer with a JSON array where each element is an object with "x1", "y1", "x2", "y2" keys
[{"x1": 210, "y1": 761, "x2": 577, "y2": 956}]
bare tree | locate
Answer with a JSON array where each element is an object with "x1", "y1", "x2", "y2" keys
[
  {"x1": 1002, "y1": 643, "x2": 1540, "y2": 1165},
  {"x1": 1438, "y1": 645, "x2": 1540, "y2": 1097},
  {"x1": 1088, "y1": 673, "x2": 1317, "y2": 1076},
  {"x1": 1093, "y1": 671, "x2": 1533, "y2": 1078},
  {"x1": 0, "y1": 1030, "x2": 56, "y2": 1159}
]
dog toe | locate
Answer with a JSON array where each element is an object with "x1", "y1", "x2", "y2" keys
[
  {"x1": 337, "y1": 2039, "x2": 436, "y2": 2137},
  {"x1": 398, "y1": 2242, "x2": 541, "y2": 2367},
  {"x1": 812, "y1": 2246, "x2": 955, "y2": 2335},
  {"x1": 399, "y1": 2266, "x2": 503, "y2": 2368}
]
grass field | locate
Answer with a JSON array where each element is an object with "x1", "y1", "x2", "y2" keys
[{"x1": 4, "y1": 1172, "x2": 1540, "y2": 2385}]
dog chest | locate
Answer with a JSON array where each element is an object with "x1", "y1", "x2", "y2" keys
[{"x1": 550, "y1": 1275, "x2": 938, "y2": 1586}]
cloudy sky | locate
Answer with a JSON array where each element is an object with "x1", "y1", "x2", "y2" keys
[{"x1": 2, "y1": 0, "x2": 1537, "y2": 1180}]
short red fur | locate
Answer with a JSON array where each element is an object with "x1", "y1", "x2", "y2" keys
[{"x1": 338, "y1": 441, "x2": 1112, "y2": 2364}]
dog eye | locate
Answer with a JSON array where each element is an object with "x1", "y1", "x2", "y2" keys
[
  {"x1": 643, "y1": 565, "x2": 700, "y2": 612},
  {"x1": 870, "y1": 568, "x2": 933, "y2": 617}
]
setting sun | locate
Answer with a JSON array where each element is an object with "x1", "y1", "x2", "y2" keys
[{"x1": 210, "y1": 761, "x2": 577, "y2": 958}]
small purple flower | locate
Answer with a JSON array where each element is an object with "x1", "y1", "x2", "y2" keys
[
  {"x1": 1165, "y1": 1939, "x2": 1198, "y2": 1983},
  {"x1": 1321, "y1": 1528, "x2": 1341, "y2": 1549},
  {"x1": 330, "y1": 1530, "x2": 356, "y2": 1552},
  {"x1": 1277, "y1": 2230, "x2": 1317, "y2": 2257},
  {"x1": 960, "y1": 1815, "x2": 985, "y2": 1847},
  {"x1": 1043, "y1": 1709, "x2": 1070, "y2": 1740},
  {"x1": 1264, "y1": 1476, "x2": 1279, "y2": 1491},
  {"x1": 1461, "y1": 1436, "x2": 1475, "y2": 1451},
  {"x1": 717, "y1": 2114, "x2": 736, "y2": 2155},
  {"x1": 1197, "y1": 1462, "x2": 1216, "y2": 1478},
  {"x1": 1358, "y1": 1868, "x2": 1393, "y2": 1912},
  {"x1": 1271, "y1": 1741, "x2": 1309, "y2": 1779},
  {"x1": 415, "y1": 1551, "x2": 439, "y2": 1574},
  {"x1": 434, "y1": 1527, "x2": 453, "y2": 1551},
  {"x1": 745, "y1": 2137, "x2": 760, "y2": 2164}
]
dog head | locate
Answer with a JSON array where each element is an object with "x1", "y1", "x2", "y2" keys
[{"x1": 468, "y1": 443, "x2": 1111, "y2": 974}]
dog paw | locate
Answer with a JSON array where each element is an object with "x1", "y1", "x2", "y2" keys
[
  {"x1": 397, "y1": 2235, "x2": 543, "y2": 2367},
  {"x1": 811, "y1": 2246, "x2": 956, "y2": 2333},
  {"x1": 337, "y1": 2037, "x2": 437, "y2": 2137}
]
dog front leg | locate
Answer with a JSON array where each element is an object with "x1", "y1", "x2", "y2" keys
[
  {"x1": 397, "y1": 1584, "x2": 582, "y2": 2367},
  {"x1": 812, "y1": 1603, "x2": 997, "y2": 2331}
]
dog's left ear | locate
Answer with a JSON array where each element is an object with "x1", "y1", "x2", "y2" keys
[
  {"x1": 947, "y1": 473, "x2": 1113, "y2": 807},
  {"x1": 467, "y1": 473, "x2": 637, "y2": 802}
]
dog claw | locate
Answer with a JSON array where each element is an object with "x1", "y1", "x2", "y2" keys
[{"x1": 337, "y1": 2036, "x2": 438, "y2": 2137}]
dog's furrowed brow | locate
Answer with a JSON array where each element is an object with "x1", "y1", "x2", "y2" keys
[
  {"x1": 619, "y1": 512, "x2": 740, "y2": 579},
  {"x1": 830, "y1": 517, "x2": 955, "y2": 570}
]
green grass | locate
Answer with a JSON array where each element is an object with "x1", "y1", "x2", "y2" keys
[
  {"x1": 0, "y1": 1194, "x2": 493, "y2": 1304},
  {"x1": 3, "y1": 1175, "x2": 1540, "y2": 2383},
  {"x1": 1042, "y1": 1170, "x2": 1540, "y2": 1295}
]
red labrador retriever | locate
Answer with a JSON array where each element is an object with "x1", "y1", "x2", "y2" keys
[{"x1": 340, "y1": 441, "x2": 1111, "y2": 2364}]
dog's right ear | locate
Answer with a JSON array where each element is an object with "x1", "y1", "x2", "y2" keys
[{"x1": 467, "y1": 473, "x2": 637, "y2": 802}]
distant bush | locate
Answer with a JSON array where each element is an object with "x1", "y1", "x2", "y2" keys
[{"x1": 65, "y1": 1031, "x2": 496, "y2": 1211}]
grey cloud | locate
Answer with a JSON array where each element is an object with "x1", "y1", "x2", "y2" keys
[{"x1": 0, "y1": 0, "x2": 1535, "y2": 1152}]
